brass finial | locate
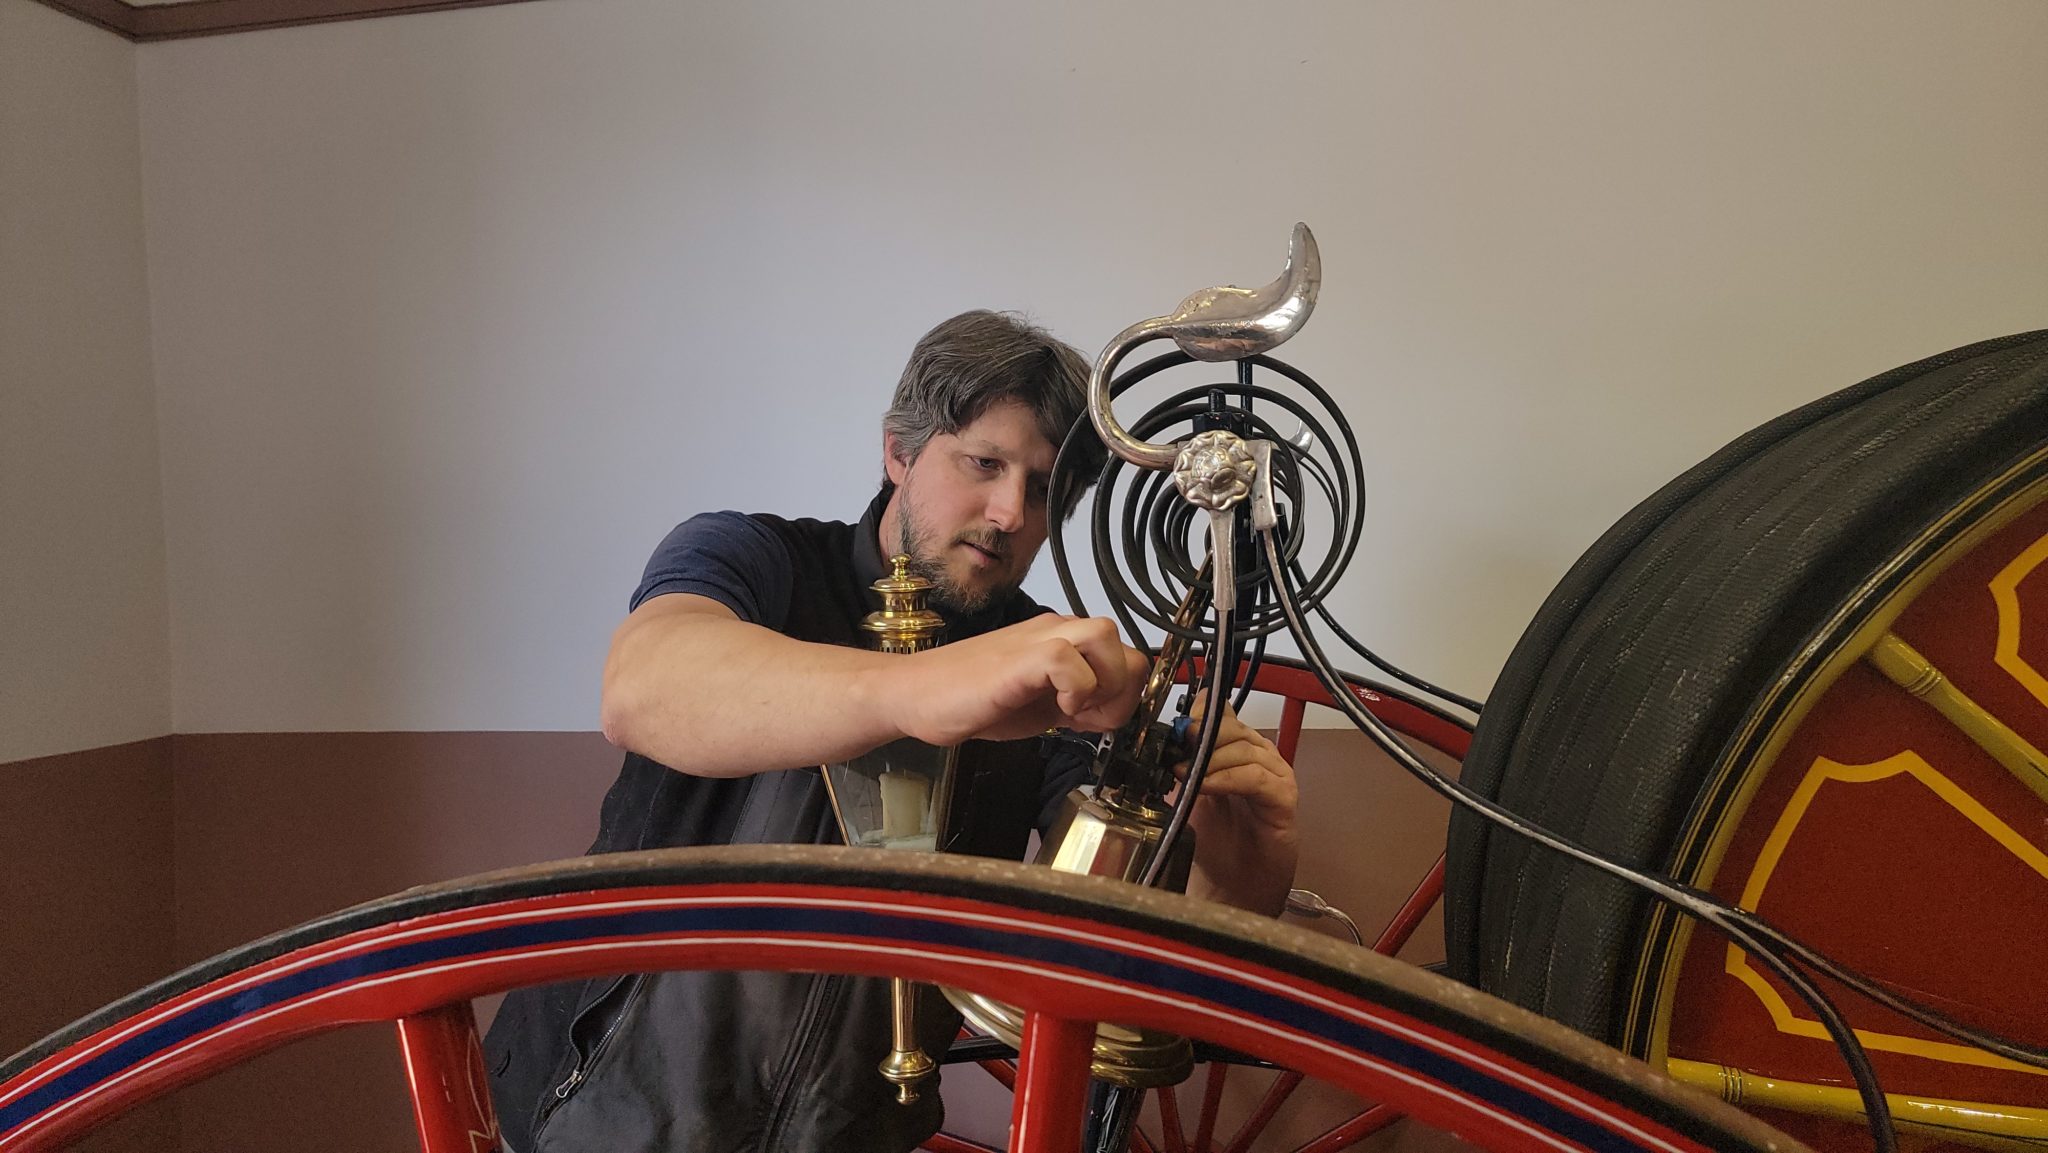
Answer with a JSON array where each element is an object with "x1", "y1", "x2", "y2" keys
[
  {"x1": 879, "y1": 977, "x2": 939, "y2": 1102},
  {"x1": 861, "y1": 555, "x2": 947, "y2": 654}
]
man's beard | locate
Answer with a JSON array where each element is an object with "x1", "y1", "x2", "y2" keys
[{"x1": 895, "y1": 500, "x2": 1025, "y2": 615}]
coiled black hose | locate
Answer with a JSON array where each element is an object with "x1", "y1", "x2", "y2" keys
[{"x1": 1047, "y1": 350, "x2": 2048, "y2": 1153}]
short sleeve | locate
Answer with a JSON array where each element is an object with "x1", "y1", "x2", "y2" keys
[{"x1": 631, "y1": 512, "x2": 794, "y2": 629}]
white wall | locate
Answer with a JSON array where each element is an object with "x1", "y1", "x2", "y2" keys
[
  {"x1": 1, "y1": 0, "x2": 168, "y2": 762},
  {"x1": 132, "y1": 0, "x2": 2048, "y2": 733}
]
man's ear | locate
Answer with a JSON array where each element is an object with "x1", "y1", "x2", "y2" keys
[{"x1": 883, "y1": 432, "x2": 912, "y2": 486}]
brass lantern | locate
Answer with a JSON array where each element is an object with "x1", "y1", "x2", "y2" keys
[
  {"x1": 826, "y1": 554, "x2": 1198, "y2": 1097},
  {"x1": 821, "y1": 555, "x2": 956, "y2": 1103}
]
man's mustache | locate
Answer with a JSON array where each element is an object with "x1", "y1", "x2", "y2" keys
[{"x1": 955, "y1": 530, "x2": 1011, "y2": 560}]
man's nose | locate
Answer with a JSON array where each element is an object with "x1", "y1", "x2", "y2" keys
[{"x1": 986, "y1": 476, "x2": 1027, "y2": 533}]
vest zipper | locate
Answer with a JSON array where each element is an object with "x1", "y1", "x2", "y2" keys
[
  {"x1": 758, "y1": 972, "x2": 844, "y2": 1147},
  {"x1": 531, "y1": 974, "x2": 643, "y2": 1139}
]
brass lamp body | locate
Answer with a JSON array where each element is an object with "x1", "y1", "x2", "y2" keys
[{"x1": 941, "y1": 779, "x2": 1198, "y2": 1087}]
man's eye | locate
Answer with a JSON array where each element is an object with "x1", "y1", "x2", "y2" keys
[{"x1": 972, "y1": 457, "x2": 1001, "y2": 472}]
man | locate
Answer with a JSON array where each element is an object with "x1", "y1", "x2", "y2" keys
[{"x1": 485, "y1": 311, "x2": 1299, "y2": 1152}]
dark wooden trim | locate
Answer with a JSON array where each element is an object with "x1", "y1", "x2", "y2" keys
[
  {"x1": 29, "y1": 0, "x2": 554, "y2": 42},
  {"x1": 27, "y1": 0, "x2": 140, "y2": 40},
  {"x1": 132, "y1": 0, "x2": 553, "y2": 41}
]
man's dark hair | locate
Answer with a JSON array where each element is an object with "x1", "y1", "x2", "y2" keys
[{"x1": 882, "y1": 310, "x2": 1107, "y2": 520}]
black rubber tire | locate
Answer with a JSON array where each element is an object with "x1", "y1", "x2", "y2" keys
[{"x1": 1443, "y1": 329, "x2": 2048, "y2": 1039}]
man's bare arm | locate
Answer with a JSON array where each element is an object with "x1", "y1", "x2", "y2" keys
[
  {"x1": 600, "y1": 595, "x2": 891, "y2": 775},
  {"x1": 601, "y1": 594, "x2": 1150, "y2": 777}
]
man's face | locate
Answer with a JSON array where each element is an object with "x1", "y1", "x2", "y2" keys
[{"x1": 881, "y1": 399, "x2": 1058, "y2": 614}]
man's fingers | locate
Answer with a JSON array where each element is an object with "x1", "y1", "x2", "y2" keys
[
  {"x1": 1173, "y1": 740, "x2": 1267, "y2": 778},
  {"x1": 1074, "y1": 622, "x2": 1140, "y2": 701},
  {"x1": 1187, "y1": 698, "x2": 1258, "y2": 742},
  {"x1": 1190, "y1": 762, "x2": 1270, "y2": 797},
  {"x1": 1031, "y1": 617, "x2": 1139, "y2": 704},
  {"x1": 1173, "y1": 715, "x2": 1271, "y2": 771},
  {"x1": 1024, "y1": 618, "x2": 1146, "y2": 726},
  {"x1": 1036, "y1": 638, "x2": 1101, "y2": 718}
]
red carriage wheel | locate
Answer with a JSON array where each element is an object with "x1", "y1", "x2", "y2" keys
[{"x1": 1, "y1": 845, "x2": 1790, "y2": 1153}]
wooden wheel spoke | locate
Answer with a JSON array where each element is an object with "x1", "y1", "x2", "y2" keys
[
  {"x1": 1220, "y1": 1070, "x2": 1304, "y2": 1153},
  {"x1": 1155, "y1": 1083, "x2": 1190, "y2": 1153},
  {"x1": 1371, "y1": 855, "x2": 1445, "y2": 956},
  {"x1": 980, "y1": 1058, "x2": 1018, "y2": 1092},
  {"x1": 1290, "y1": 1102, "x2": 1402, "y2": 1153},
  {"x1": 1191, "y1": 1063, "x2": 1229, "y2": 1152},
  {"x1": 1866, "y1": 632, "x2": 2048, "y2": 806}
]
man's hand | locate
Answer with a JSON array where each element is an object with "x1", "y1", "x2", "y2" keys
[
  {"x1": 879, "y1": 614, "x2": 1150, "y2": 745},
  {"x1": 1175, "y1": 698, "x2": 1300, "y2": 916}
]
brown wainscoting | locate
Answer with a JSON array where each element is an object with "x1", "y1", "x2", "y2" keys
[
  {"x1": 0, "y1": 736, "x2": 178, "y2": 1153},
  {"x1": 0, "y1": 737, "x2": 176, "y2": 1056},
  {"x1": 30, "y1": 0, "x2": 552, "y2": 43},
  {"x1": 169, "y1": 730, "x2": 621, "y2": 964}
]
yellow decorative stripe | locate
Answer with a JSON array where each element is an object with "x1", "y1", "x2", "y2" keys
[
  {"x1": 1991, "y1": 532, "x2": 2048, "y2": 711},
  {"x1": 1726, "y1": 752, "x2": 2048, "y2": 1077},
  {"x1": 1866, "y1": 634, "x2": 2048, "y2": 806},
  {"x1": 1667, "y1": 1058, "x2": 2048, "y2": 1152}
]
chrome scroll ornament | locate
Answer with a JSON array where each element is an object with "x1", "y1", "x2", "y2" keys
[{"x1": 1088, "y1": 222, "x2": 1321, "y2": 472}]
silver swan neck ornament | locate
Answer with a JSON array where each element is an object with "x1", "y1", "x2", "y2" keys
[{"x1": 1088, "y1": 223, "x2": 1322, "y2": 471}]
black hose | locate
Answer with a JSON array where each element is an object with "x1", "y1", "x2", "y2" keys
[{"x1": 1049, "y1": 353, "x2": 1470, "y2": 717}]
